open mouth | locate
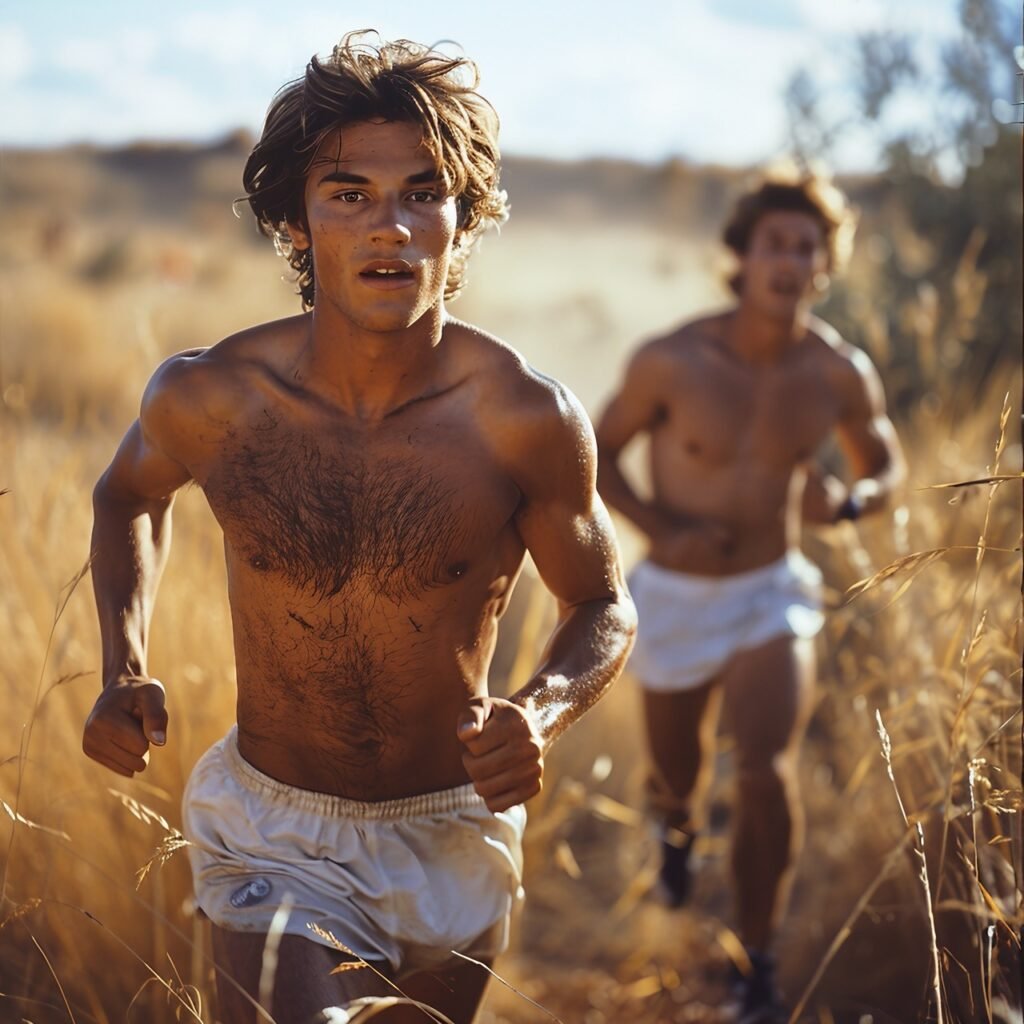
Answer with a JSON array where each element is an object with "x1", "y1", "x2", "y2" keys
[
  {"x1": 359, "y1": 260, "x2": 415, "y2": 286},
  {"x1": 770, "y1": 278, "x2": 800, "y2": 297}
]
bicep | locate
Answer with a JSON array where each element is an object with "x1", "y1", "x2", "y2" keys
[
  {"x1": 836, "y1": 351, "x2": 904, "y2": 478},
  {"x1": 516, "y1": 413, "x2": 626, "y2": 608},
  {"x1": 98, "y1": 419, "x2": 192, "y2": 504},
  {"x1": 595, "y1": 352, "x2": 666, "y2": 454}
]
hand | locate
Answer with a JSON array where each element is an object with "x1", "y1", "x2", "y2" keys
[
  {"x1": 802, "y1": 464, "x2": 849, "y2": 524},
  {"x1": 456, "y1": 697, "x2": 544, "y2": 813},
  {"x1": 83, "y1": 676, "x2": 168, "y2": 777}
]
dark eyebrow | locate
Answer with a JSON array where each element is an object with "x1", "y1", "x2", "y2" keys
[
  {"x1": 315, "y1": 168, "x2": 441, "y2": 187},
  {"x1": 405, "y1": 169, "x2": 441, "y2": 185},
  {"x1": 317, "y1": 170, "x2": 370, "y2": 186}
]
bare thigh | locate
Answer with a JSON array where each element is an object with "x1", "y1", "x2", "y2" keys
[
  {"x1": 720, "y1": 634, "x2": 816, "y2": 767},
  {"x1": 388, "y1": 960, "x2": 492, "y2": 1023},
  {"x1": 211, "y1": 924, "x2": 394, "y2": 1024},
  {"x1": 641, "y1": 678, "x2": 721, "y2": 827}
]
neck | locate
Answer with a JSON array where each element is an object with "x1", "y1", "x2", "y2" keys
[
  {"x1": 298, "y1": 302, "x2": 448, "y2": 421},
  {"x1": 726, "y1": 299, "x2": 810, "y2": 365}
]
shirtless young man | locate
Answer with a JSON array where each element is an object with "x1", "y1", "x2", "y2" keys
[
  {"x1": 82, "y1": 34, "x2": 635, "y2": 1024},
  {"x1": 596, "y1": 174, "x2": 904, "y2": 1022}
]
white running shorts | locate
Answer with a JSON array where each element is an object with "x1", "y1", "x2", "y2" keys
[
  {"x1": 628, "y1": 550, "x2": 825, "y2": 692},
  {"x1": 182, "y1": 727, "x2": 526, "y2": 976}
]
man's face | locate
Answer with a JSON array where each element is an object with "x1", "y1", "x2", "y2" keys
[
  {"x1": 738, "y1": 210, "x2": 828, "y2": 319},
  {"x1": 288, "y1": 120, "x2": 459, "y2": 332}
]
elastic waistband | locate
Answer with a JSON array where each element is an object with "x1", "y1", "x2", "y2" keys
[
  {"x1": 634, "y1": 550, "x2": 816, "y2": 589},
  {"x1": 221, "y1": 726, "x2": 486, "y2": 819}
]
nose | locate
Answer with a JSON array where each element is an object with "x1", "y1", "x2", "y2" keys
[{"x1": 369, "y1": 198, "x2": 412, "y2": 247}]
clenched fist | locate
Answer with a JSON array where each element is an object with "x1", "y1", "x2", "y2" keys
[
  {"x1": 83, "y1": 677, "x2": 167, "y2": 777},
  {"x1": 456, "y1": 696, "x2": 544, "y2": 813}
]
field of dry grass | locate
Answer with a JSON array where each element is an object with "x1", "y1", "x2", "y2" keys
[{"x1": 1, "y1": 142, "x2": 1020, "y2": 1023}]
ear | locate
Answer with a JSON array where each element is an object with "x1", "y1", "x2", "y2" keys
[
  {"x1": 286, "y1": 216, "x2": 311, "y2": 252},
  {"x1": 812, "y1": 270, "x2": 830, "y2": 293}
]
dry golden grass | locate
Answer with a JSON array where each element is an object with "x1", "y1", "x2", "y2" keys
[{"x1": 1, "y1": 150, "x2": 1020, "y2": 1023}]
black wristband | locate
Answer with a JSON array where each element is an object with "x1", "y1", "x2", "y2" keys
[{"x1": 835, "y1": 494, "x2": 863, "y2": 522}]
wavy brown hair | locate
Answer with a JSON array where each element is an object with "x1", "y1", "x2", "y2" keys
[
  {"x1": 243, "y1": 31, "x2": 508, "y2": 309},
  {"x1": 722, "y1": 169, "x2": 856, "y2": 295}
]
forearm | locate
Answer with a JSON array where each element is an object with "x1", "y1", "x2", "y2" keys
[
  {"x1": 91, "y1": 478, "x2": 174, "y2": 686},
  {"x1": 845, "y1": 457, "x2": 905, "y2": 518},
  {"x1": 510, "y1": 591, "x2": 637, "y2": 748},
  {"x1": 803, "y1": 457, "x2": 905, "y2": 525}
]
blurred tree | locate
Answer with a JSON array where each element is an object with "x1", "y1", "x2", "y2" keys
[
  {"x1": 785, "y1": 0, "x2": 1021, "y2": 412},
  {"x1": 783, "y1": 69, "x2": 841, "y2": 160}
]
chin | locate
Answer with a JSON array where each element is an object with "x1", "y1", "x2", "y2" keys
[
  {"x1": 331, "y1": 299, "x2": 423, "y2": 333},
  {"x1": 748, "y1": 296, "x2": 792, "y2": 321},
  {"x1": 357, "y1": 313, "x2": 420, "y2": 333}
]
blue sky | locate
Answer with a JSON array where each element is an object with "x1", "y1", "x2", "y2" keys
[{"x1": 0, "y1": 0, "x2": 974, "y2": 169}]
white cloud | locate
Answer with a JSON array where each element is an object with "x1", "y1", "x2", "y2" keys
[
  {"x1": 491, "y1": 1, "x2": 812, "y2": 163},
  {"x1": 55, "y1": 28, "x2": 160, "y2": 80},
  {"x1": 795, "y1": 0, "x2": 958, "y2": 39},
  {"x1": 175, "y1": 8, "x2": 282, "y2": 66},
  {"x1": 0, "y1": 24, "x2": 33, "y2": 83}
]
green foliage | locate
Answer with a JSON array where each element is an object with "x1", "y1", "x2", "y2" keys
[{"x1": 787, "y1": 0, "x2": 1021, "y2": 402}]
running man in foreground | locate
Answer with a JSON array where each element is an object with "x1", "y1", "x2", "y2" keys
[
  {"x1": 83, "y1": 33, "x2": 635, "y2": 1024},
  {"x1": 596, "y1": 172, "x2": 904, "y2": 1023}
]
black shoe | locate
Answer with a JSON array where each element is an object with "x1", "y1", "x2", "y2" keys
[
  {"x1": 656, "y1": 829, "x2": 696, "y2": 908},
  {"x1": 730, "y1": 950, "x2": 787, "y2": 1024}
]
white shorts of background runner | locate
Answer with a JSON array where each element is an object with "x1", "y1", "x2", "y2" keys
[
  {"x1": 182, "y1": 727, "x2": 526, "y2": 977},
  {"x1": 628, "y1": 550, "x2": 825, "y2": 692}
]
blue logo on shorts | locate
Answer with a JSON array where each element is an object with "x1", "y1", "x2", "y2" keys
[{"x1": 229, "y1": 877, "x2": 272, "y2": 908}]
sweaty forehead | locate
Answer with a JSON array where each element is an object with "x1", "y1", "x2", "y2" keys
[
  {"x1": 308, "y1": 120, "x2": 439, "y2": 174},
  {"x1": 754, "y1": 209, "x2": 825, "y2": 243}
]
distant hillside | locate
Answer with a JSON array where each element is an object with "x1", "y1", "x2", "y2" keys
[{"x1": 0, "y1": 133, "x2": 882, "y2": 241}]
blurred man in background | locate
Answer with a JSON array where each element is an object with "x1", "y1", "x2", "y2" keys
[
  {"x1": 83, "y1": 32, "x2": 635, "y2": 1024},
  {"x1": 596, "y1": 171, "x2": 904, "y2": 1023}
]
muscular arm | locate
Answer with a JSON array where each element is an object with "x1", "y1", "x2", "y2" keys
[
  {"x1": 509, "y1": 384, "x2": 637, "y2": 744},
  {"x1": 803, "y1": 346, "x2": 906, "y2": 524},
  {"x1": 594, "y1": 346, "x2": 675, "y2": 538},
  {"x1": 457, "y1": 376, "x2": 636, "y2": 811},
  {"x1": 84, "y1": 354, "x2": 203, "y2": 775},
  {"x1": 93, "y1": 422, "x2": 188, "y2": 685},
  {"x1": 595, "y1": 342, "x2": 733, "y2": 560}
]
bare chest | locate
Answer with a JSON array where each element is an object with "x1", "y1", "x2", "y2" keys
[
  {"x1": 655, "y1": 355, "x2": 841, "y2": 469},
  {"x1": 202, "y1": 418, "x2": 517, "y2": 601}
]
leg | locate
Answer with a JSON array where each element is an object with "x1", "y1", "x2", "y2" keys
[
  {"x1": 211, "y1": 923, "x2": 395, "y2": 1024},
  {"x1": 641, "y1": 677, "x2": 722, "y2": 833},
  {"x1": 720, "y1": 635, "x2": 815, "y2": 951},
  {"x1": 382, "y1": 960, "x2": 492, "y2": 1023},
  {"x1": 641, "y1": 677, "x2": 722, "y2": 905}
]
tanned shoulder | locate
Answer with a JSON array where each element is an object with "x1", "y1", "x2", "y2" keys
[
  {"x1": 641, "y1": 311, "x2": 729, "y2": 364},
  {"x1": 806, "y1": 314, "x2": 885, "y2": 416},
  {"x1": 140, "y1": 314, "x2": 308, "y2": 474},
  {"x1": 448, "y1": 320, "x2": 595, "y2": 492}
]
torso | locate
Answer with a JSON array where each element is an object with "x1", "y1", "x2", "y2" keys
[
  {"x1": 166, "y1": 318, "x2": 533, "y2": 799},
  {"x1": 645, "y1": 312, "x2": 851, "y2": 575}
]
